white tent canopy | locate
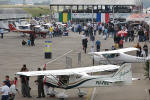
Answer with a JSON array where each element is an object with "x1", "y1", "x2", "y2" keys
[{"x1": 50, "y1": 0, "x2": 141, "y2": 6}]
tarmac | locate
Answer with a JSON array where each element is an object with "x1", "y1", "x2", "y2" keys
[{"x1": 0, "y1": 31, "x2": 150, "y2": 100}]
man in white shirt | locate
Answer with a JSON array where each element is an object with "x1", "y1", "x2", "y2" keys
[
  {"x1": 1, "y1": 81, "x2": 10, "y2": 100},
  {"x1": 9, "y1": 80, "x2": 16, "y2": 100}
]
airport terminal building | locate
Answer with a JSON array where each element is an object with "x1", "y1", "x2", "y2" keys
[{"x1": 50, "y1": 0, "x2": 143, "y2": 23}]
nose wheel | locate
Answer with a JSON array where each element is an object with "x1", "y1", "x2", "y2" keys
[
  {"x1": 49, "y1": 88, "x2": 57, "y2": 97},
  {"x1": 78, "y1": 88, "x2": 87, "y2": 98},
  {"x1": 57, "y1": 90, "x2": 68, "y2": 100}
]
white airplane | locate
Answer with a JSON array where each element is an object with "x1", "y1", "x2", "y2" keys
[
  {"x1": 16, "y1": 63, "x2": 133, "y2": 99},
  {"x1": 89, "y1": 47, "x2": 150, "y2": 65}
]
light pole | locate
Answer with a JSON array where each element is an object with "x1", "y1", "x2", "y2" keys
[
  {"x1": 112, "y1": 0, "x2": 116, "y2": 23},
  {"x1": 92, "y1": 5, "x2": 94, "y2": 27}
]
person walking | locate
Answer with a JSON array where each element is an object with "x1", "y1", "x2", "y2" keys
[
  {"x1": 49, "y1": 26, "x2": 53, "y2": 38},
  {"x1": 30, "y1": 34, "x2": 35, "y2": 46},
  {"x1": 0, "y1": 81, "x2": 10, "y2": 100},
  {"x1": 90, "y1": 35, "x2": 95, "y2": 47},
  {"x1": 143, "y1": 43, "x2": 148, "y2": 57},
  {"x1": 119, "y1": 39, "x2": 124, "y2": 48},
  {"x1": 98, "y1": 24, "x2": 102, "y2": 35},
  {"x1": 78, "y1": 24, "x2": 82, "y2": 34},
  {"x1": 135, "y1": 43, "x2": 142, "y2": 57},
  {"x1": 0, "y1": 28, "x2": 4, "y2": 39},
  {"x1": 4, "y1": 76, "x2": 10, "y2": 88},
  {"x1": 83, "y1": 38, "x2": 88, "y2": 53},
  {"x1": 20, "y1": 64, "x2": 31, "y2": 98},
  {"x1": 9, "y1": 80, "x2": 17, "y2": 100},
  {"x1": 104, "y1": 27, "x2": 108, "y2": 40},
  {"x1": 95, "y1": 40, "x2": 101, "y2": 52},
  {"x1": 35, "y1": 68, "x2": 45, "y2": 98}
]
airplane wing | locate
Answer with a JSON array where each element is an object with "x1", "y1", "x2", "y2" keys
[
  {"x1": 16, "y1": 65, "x2": 120, "y2": 76},
  {"x1": 89, "y1": 47, "x2": 139, "y2": 55}
]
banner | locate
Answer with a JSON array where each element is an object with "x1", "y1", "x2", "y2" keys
[
  {"x1": 101, "y1": 13, "x2": 105, "y2": 23},
  {"x1": 45, "y1": 41, "x2": 52, "y2": 53},
  {"x1": 63, "y1": 13, "x2": 68, "y2": 23},
  {"x1": 72, "y1": 13, "x2": 96, "y2": 18},
  {"x1": 96, "y1": 13, "x2": 101, "y2": 22},
  {"x1": 59, "y1": 12, "x2": 63, "y2": 22},
  {"x1": 105, "y1": 13, "x2": 110, "y2": 24},
  {"x1": 68, "y1": 13, "x2": 71, "y2": 21}
]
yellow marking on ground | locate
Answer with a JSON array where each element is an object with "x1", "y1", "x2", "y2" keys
[{"x1": 86, "y1": 88, "x2": 93, "y2": 100}]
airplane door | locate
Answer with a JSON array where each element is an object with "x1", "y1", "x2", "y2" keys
[{"x1": 58, "y1": 75, "x2": 69, "y2": 88}]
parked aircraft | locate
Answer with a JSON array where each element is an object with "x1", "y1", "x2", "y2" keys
[
  {"x1": 89, "y1": 47, "x2": 150, "y2": 65},
  {"x1": 8, "y1": 24, "x2": 48, "y2": 38},
  {"x1": 16, "y1": 63, "x2": 133, "y2": 99}
]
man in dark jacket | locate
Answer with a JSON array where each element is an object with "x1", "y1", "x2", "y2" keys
[
  {"x1": 83, "y1": 38, "x2": 88, "y2": 53},
  {"x1": 35, "y1": 68, "x2": 45, "y2": 98}
]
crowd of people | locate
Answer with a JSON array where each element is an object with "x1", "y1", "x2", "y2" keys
[
  {"x1": 74, "y1": 21, "x2": 150, "y2": 55},
  {"x1": 0, "y1": 64, "x2": 50, "y2": 100},
  {"x1": 1, "y1": 76, "x2": 17, "y2": 100}
]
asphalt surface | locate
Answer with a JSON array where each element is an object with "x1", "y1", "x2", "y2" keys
[{"x1": 0, "y1": 31, "x2": 150, "y2": 100}]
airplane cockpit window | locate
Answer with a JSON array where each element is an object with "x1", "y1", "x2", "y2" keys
[
  {"x1": 58, "y1": 75, "x2": 69, "y2": 87},
  {"x1": 115, "y1": 53, "x2": 120, "y2": 57},
  {"x1": 103, "y1": 53, "x2": 120, "y2": 58},
  {"x1": 70, "y1": 74, "x2": 81, "y2": 79}
]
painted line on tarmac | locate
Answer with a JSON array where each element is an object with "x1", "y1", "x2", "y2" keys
[
  {"x1": 145, "y1": 89, "x2": 150, "y2": 100},
  {"x1": 91, "y1": 88, "x2": 96, "y2": 100},
  {"x1": 86, "y1": 88, "x2": 93, "y2": 100},
  {"x1": 46, "y1": 50, "x2": 73, "y2": 65}
]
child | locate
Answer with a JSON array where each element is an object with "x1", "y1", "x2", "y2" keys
[
  {"x1": 22, "y1": 40, "x2": 27, "y2": 46},
  {"x1": 27, "y1": 39, "x2": 31, "y2": 46}
]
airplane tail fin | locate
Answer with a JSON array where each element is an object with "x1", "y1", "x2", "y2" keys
[
  {"x1": 112, "y1": 63, "x2": 132, "y2": 84},
  {"x1": 8, "y1": 24, "x2": 16, "y2": 31}
]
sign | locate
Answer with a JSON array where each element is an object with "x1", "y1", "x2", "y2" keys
[
  {"x1": 45, "y1": 41, "x2": 52, "y2": 53},
  {"x1": 72, "y1": 13, "x2": 96, "y2": 19}
]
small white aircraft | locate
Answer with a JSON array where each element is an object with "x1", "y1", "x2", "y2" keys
[
  {"x1": 16, "y1": 63, "x2": 132, "y2": 99},
  {"x1": 89, "y1": 47, "x2": 150, "y2": 65}
]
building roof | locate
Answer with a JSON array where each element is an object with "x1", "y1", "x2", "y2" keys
[{"x1": 50, "y1": 0, "x2": 141, "y2": 6}]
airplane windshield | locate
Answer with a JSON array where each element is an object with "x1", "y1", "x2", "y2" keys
[{"x1": 103, "y1": 53, "x2": 120, "y2": 58}]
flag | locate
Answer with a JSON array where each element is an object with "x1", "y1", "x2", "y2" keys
[
  {"x1": 101, "y1": 13, "x2": 105, "y2": 23},
  {"x1": 96, "y1": 13, "x2": 101, "y2": 22},
  {"x1": 105, "y1": 13, "x2": 110, "y2": 24},
  {"x1": 63, "y1": 13, "x2": 68, "y2": 23},
  {"x1": 59, "y1": 12, "x2": 63, "y2": 22}
]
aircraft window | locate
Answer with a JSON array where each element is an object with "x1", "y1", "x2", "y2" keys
[
  {"x1": 76, "y1": 75, "x2": 81, "y2": 79},
  {"x1": 115, "y1": 53, "x2": 120, "y2": 57},
  {"x1": 70, "y1": 75, "x2": 81, "y2": 79},
  {"x1": 58, "y1": 75, "x2": 69, "y2": 87},
  {"x1": 103, "y1": 54, "x2": 120, "y2": 58},
  {"x1": 103, "y1": 54, "x2": 109, "y2": 58},
  {"x1": 109, "y1": 54, "x2": 115, "y2": 58}
]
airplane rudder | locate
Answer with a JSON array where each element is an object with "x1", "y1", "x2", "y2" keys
[{"x1": 113, "y1": 63, "x2": 132, "y2": 79}]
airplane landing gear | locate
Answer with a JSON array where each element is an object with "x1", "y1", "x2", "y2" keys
[
  {"x1": 49, "y1": 88, "x2": 57, "y2": 97},
  {"x1": 57, "y1": 90, "x2": 68, "y2": 100},
  {"x1": 78, "y1": 88, "x2": 87, "y2": 98}
]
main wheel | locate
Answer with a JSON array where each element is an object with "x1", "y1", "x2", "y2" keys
[
  {"x1": 59, "y1": 98, "x2": 65, "y2": 100},
  {"x1": 78, "y1": 94, "x2": 84, "y2": 98},
  {"x1": 49, "y1": 93, "x2": 56, "y2": 97}
]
